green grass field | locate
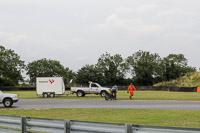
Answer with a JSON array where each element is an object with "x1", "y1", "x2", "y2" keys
[
  {"x1": 0, "y1": 108, "x2": 200, "y2": 128},
  {"x1": 2, "y1": 90, "x2": 200, "y2": 128},
  {"x1": 4, "y1": 90, "x2": 200, "y2": 101}
]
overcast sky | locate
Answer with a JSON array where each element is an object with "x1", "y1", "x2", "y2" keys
[{"x1": 1, "y1": 0, "x2": 200, "y2": 72}]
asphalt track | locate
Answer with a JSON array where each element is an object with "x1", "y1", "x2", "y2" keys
[{"x1": 1, "y1": 99, "x2": 200, "y2": 110}]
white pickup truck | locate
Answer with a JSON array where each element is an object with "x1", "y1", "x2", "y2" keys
[
  {"x1": 71, "y1": 82, "x2": 110, "y2": 97},
  {"x1": 0, "y1": 90, "x2": 19, "y2": 107}
]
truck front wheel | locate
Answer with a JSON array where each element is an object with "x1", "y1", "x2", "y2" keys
[
  {"x1": 77, "y1": 91, "x2": 84, "y2": 97},
  {"x1": 3, "y1": 99, "x2": 13, "y2": 107},
  {"x1": 100, "y1": 91, "x2": 106, "y2": 97}
]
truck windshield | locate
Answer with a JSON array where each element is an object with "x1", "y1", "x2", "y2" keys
[{"x1": 91, "y1": 84, "x2": 99, "y2": 88}]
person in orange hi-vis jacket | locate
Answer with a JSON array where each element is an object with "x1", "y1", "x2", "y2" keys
[{"x1": 127, "y1": 83, "x2": 136, "y2": 99}]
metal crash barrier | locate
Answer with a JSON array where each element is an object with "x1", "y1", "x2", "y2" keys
[{"x1": 0, "y1": 115, "x2": 200, "y2": 133}]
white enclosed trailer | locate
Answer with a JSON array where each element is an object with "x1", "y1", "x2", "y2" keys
[{"x1": 36, "y1": 77, "x2": 65, "y2": 98}]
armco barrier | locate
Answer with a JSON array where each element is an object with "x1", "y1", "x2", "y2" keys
[{"x1": 0, "y1": 115, "x2": 200, "y2": 133}]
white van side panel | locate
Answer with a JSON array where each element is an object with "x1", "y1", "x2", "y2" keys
[{"x1": 36, "y1": 77, "x2": 65, "y2": 95}]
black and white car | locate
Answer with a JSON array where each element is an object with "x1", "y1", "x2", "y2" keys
[{"x1": 0, "y1": 90, "x2": 18, "y2": 107}]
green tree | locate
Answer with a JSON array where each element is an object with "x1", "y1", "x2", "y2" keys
[
  {"x1": 126, "y1": 50, "x2": 163, "y2": 85},
  {"x1": 162, "y1": 54, "x2": 196, "y2": 81},
  {"x1": 96, "y1": 53, "x2": 128, "y2": 85},
  {"x1": 0, "y1": 45, "x2": 25, "y2": 86},
  {"x1": 65, "y1": 67, "x2": 76, "y2": 87},
  {"x1": 26, "y1": 58, "x2": 68, "y2": 84},
  {"x1": 76, "y1": 65, "x2": 104, "y2": 85}
]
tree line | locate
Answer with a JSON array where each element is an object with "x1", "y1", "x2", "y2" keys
[{"x1": 0, "y1": 45, "x2": 196, "y2": 86}]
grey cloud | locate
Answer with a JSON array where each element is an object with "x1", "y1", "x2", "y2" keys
[{"x1": 0, "y1": 0, "x2": 199, "y2": 71}]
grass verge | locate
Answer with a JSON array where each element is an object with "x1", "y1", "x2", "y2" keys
[
  {"x1": 154, "y1": 72, "x2": 200, "y2": 87},
  {"x1": 0, "y1": 108, "x2": 200, "y2": 128}
]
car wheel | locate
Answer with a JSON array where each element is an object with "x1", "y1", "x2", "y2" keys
[
  {"x1": 3, "y1": 99, "x2": 13, "y2": 107},
  {"x1": 101, "y1": 91, "x2": 106, "y2": 97},
  {"x1": 82, "y1": 93, "x2": 86, "y2": 97},
  {"x1": 43, "y1": 93, "x2": 48, "y2": 98},
  {"x1": 77, "y1": 91, "x2": 83, "y2": 97},
  {"x1": 49, "y1": 93, "x2": 55, "y2": 98}
]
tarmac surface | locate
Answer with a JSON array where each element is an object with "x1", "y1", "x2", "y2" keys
[{"x1": 2, "y1": 99, "x2": 200, "y2": 110}]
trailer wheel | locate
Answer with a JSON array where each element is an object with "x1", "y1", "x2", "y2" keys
[
  {"x1": 3, "y1": 98, "x2": 13, "y2": 107},
  {"x1": 100, "y1": 91, "x2": 106, "y2": 97},
  {"x1": 49, "y1": 93, "x2": 55, "y2": 98},
  {"x1": 43, "y1": 93, "x2": 48, "y2": 98},
  {"x1": 76, "y1": 91, "x2": 84, "y2": 97}
]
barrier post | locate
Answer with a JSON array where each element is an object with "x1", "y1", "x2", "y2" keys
[
  {"x1": 64, "y1": 120, "x2": 71, "y2": 133},
  {"x1": 125, "y1": 123, "x2": 133, "y2": 133},
  {"x1": 21, "y1": 116, "x2": 26, "y2": 133}
]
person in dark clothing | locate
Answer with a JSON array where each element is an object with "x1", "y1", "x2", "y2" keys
[{"x1": 111, "y1": 85, "x2": 118, "y2": 99}]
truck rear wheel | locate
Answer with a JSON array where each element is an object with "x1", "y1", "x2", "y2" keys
[
  {"x1": 43, "y1": 93, "x2": 48, "y2": 98},
  {"x1": 77, "y1": 91, "x2": 84, "y2": 97},
  {"x1": 3, "y1": 99, "x2": 13, "y2": 107}
]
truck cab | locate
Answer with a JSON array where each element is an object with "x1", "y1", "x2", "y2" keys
[{"x1": 89, "y1": 82, "x2": 101, "y2": 93}]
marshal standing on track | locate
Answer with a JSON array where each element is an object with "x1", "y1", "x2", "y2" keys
[{"x1": 127, "y1": 83, "x2": 136, "y2": 100}]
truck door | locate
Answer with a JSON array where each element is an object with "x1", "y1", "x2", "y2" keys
[
  {"x1": 0, "y1": 91, "x2": 3, "y2": 102},
  {"x1": 90, "y1": 83, "x2": 99, "y2": 94}
]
